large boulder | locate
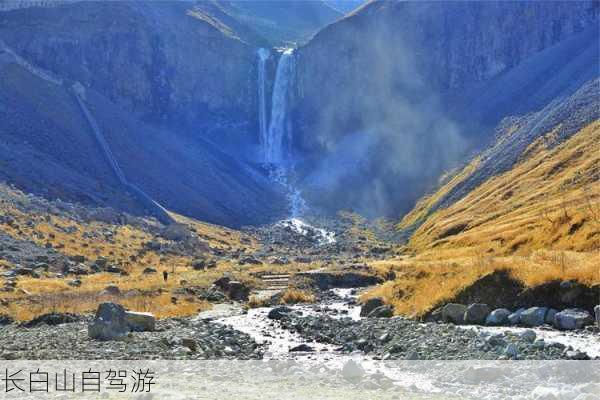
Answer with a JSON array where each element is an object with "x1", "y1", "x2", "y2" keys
[
  {"x1": 464, "y1": 303, "x2": 491, "y2": 325},
  {"x1": 520, "y1": 307, "x2": 548, "y2": 327},
  {"x1": 125, "y1": 311, "x2": 156, "y2": 332},
  {"x1": 367, "y1": 305, "x2": 394, "y2": 318},
  {"x1": 485, "y1": 308, "x2": 511, "y2": 326},
  {"x1": 226, "y1": 281, "x2": 249, "y2": 301},
  {"x1": 595, "y1": 305, "x2": 600, "y2": 327},
  {"x1": 88, "y1": 303, "x2": 129, "y2": 341},
  {"x1": 553, "y1": 309, "x2": 594, "y2": 330},
  {"x1": 100, "y1": 285, "x2": 121, "y2": 296},
  {"x1": 508, "y1": 308, "x2": 525, "y2": 325},
  {"x1": 360, "y1": 297, "x2": 385, "y2": 317},
  {"x1": 441, "y1": 303, "x2": 467, "y2": 324},
  {"x1": 267, "y1": 306, "x2": 293, "y2": 320},
  {"x1": 545, "y1": 308, "x2": 558, "y2": 324}
]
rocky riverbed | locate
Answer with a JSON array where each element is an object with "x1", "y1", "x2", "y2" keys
[{"x1": 0, "y1": 317, "x2": 262, "y2": 360}]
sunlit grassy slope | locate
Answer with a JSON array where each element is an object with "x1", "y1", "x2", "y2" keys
[
  {"x1": 365, "y1": 121, "x2": 600, "y2": 316},
  {"x1": 0, "y1": 183, "x2": 333, "y2": 320}
]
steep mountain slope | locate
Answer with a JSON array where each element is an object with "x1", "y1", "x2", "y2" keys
[
  {"x1": 0, "y1": 2, "x2": 287, "y2": 227},
  {"x1": 293, "y1": 0, "x2": 599, "y2": 218},
  {"x1": 0, "y1": 1, "x2": 262, "y2": 150},
  {"x1": 406, "y1": 118, "x2": 600, "y2": 255},
  {"x1": 400, "y1": 79, "x2": 600, "y2": 235},
  {"x1": 323, "y1": 1, "x2": 366, "y2": 14},
  {"x1": 208, "y1": 0, "x2": 342, "y2": 45},
  {"x1": 363, "y1": 81, "x2": 600, "y2": 317}
]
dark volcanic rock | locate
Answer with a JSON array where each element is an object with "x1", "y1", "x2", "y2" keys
[
  {"x1": 359, "y1": 297, "x2": 385, "y2": 317},
  {"x1": 21, "y1": 313, "x2": 84, "y2": 329}
]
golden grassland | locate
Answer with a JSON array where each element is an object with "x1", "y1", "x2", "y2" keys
[
  {"x1": 364, "y1": 121, "x2": 600, "y2": 316},
  {"x1": 279, "y1": 288, "x2": 316, "y2": 305},
  {"x1": 0, "y1": 195, "x2": 323, "y2": 320}
]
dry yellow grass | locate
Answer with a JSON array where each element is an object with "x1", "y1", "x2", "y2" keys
[
  {"x1": 280, "y1": 289, "x2": 316, "y2": 304},
  {"x1": 398, "y1": 157, "x2": 481, "y2": 230},
  {"x1": 0, "y1": 189, "x2": 267, "y2": 320},
  {"x1": 366, "y1": 121, "x2": 600, "y2": 317},
  {"x1": 407, "y1": 121, "x2": 600, "y2": 255},
  {"x1": 365, "y1": 249, "x2": 599, "y2": 317}
]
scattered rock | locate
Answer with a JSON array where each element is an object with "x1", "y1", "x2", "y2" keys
[
  {"x1": 239, "y1": 256, "x2": 262, "y2": 265},
  {"x1": 553, "y1": 309, "x2": 594, "y2": 330},
  {"x1": 520, "y1": 307, "x2": 548, "y2": 327},
  {"x1": 367, "y1": 305, "x2": 394, "y2": 318},
  {"x1": 519, "y1": 330, "x2": 537, "y2": 343},
  {"x1": 181, "y1": 338, "x2": 197, "y2": 352},
  {"x1": 442, "y1": 303, "x2": 467, "y2": 324},
  {"x1": 100, "y1": 285, "x2": 121, "y2": 296},
  {"x1": 508, "y1": 308, "x2": 525, "y2": 325},
  {"x1": 545, "y1": 308, "x2": 558, "y2": 325},
  {"x1": 192, "y1": 259, "x2": 207, "y2": 270},
  {"x1": 464, "y1": 303, "x2": 491, "y2": 325},
  {"x1": 485, "y1": 308, "x2": 511, "y2": 326},
  {"x1": 504, "y1": 343, "x2": 518, "y2": 358},
  {"x1": 142, "y1": 267, "x2": 157, "y2": 274},
  {"x1": 267, "y1": 306, "x2": 292, "y2": 320},
  {"x1": 595, "y1": 305, "x2": 600, "y2": 327},
  {"x1": 68, "y1": 279, "x2": 82, "y2": 287},
  {"x1": 88, "y1": 303, "x2": 129, "y2": 341},
  {"x1": 360, "y1": 297, "x2": 385, "y2": 317},
  {"x1": 162, "y1": 223, "x2": 191, "y2": 241},
  {"x1": 226, "y1": 281, "x2": 249, "y2": 301},
  {"x1": 21, "y1": 313, "x2": 81, "y2": 328},
  {"x1": 289, "y1": 344, "x2": 314, "y2": 352},
  {"x1": 125, "y1": 311, "x2": 156, "y2": 332}
]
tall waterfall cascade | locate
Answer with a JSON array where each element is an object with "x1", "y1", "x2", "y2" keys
[
  {"x1": 257, "y1": 48, "x2": 308, "y2": 218},
  {"x1": 264, "y1": 48, "x2": 295, "y2": 165},
  {"x1": 257, "y1": 48, "x2": 270, "y2": 158}
]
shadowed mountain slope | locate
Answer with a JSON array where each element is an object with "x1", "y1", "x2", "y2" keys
[{"x1": 294, "y1": 0, "x2": 599, "y2": 218}]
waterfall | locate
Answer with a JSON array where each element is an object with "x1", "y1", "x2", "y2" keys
[
  {"x1": 264, "y1": 48, "x2": 295, "y2": 165},
  {"x1": 257, "y1": 48, "x2": 269, "y2": 158},
  {"x1": 257, "y1": 48, "x2": 309, "y2": 219}
]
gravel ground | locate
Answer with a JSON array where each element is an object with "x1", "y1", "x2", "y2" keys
[{"x1": 0, "y1": 317, "x2": 262, "y2": 360}]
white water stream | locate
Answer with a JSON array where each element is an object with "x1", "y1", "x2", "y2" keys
[{"x1": 216, "y1": 290, "x2": 599, "y2": 399}]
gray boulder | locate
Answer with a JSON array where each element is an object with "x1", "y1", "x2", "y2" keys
[
  {"x1": 100, "y1": 285, "x2": 121, "y2": 296},
  {"x1": 267, "y1": 306, "x2": 292, "y2": 320},
  {"x1": 545, "y1": 308, "x2": 558, "y2": 324},
  {"x1": 360, "y1": 297, "x2": 385, "y2": 317},
  {"x1": 595, "y1": 305, "x2": 600, "y2": 327},
  {"x1": 226, "y1": 281, "x2": 249, "y2": 301},
  {"x1": 441, "y1": 303, "x2": 467, "y2": 324},
  {"x1": 124, "y1": 311, "x2": 156, "y2": 332},
  {"x1": 508, "y1": 308, "x2": 525, "y2": 325},
  {"x1": 367, "y1": 305, "x2": 394, "y2": 318},
  {"x1": 485, "y1": 308, "x2": 511, "y2": 326},
  {"x1": 520, "y1": 307, "x2": 548, "y2": 327},
  {"x1": 88, "y1": 303, "x2": 129, "y2": 341},
  {"x1": 553, "y1": 309, "x2": 594, "y2": 330},
  {"x1": 464, "y1": 303, "x2": 491, "y2": 325}
]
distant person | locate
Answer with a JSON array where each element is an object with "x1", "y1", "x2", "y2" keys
[{"x1": 163, "y1": 271, "x2": 168, "y2": 282}]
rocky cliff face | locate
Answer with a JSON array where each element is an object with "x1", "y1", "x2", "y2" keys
[
  {"x1": 0, "y1": 1, "x2": 261, "y2": 151},
  {"x1": 293, "y1": 0, "x2": 599, "y2": 218},
  {"x1": 0, "y1": 1, "x2": 289, "y2": 227}
]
